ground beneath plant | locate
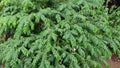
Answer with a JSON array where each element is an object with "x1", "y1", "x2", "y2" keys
[{"x1": 105, "y1": 54, "x2": 120, "y2": 68}]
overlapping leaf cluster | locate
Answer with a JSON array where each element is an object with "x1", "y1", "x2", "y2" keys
[{"x1": 0, "y1": 0, "x2": 120, "y2": 68}]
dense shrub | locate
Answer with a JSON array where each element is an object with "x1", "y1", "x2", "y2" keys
[{"x1": 0, "y1": 0, "x2": 120, "y2": 68}]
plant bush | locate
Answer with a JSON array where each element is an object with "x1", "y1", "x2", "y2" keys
[{"x1": 0, "y1": 0, "x2": 120, "y2": 68}]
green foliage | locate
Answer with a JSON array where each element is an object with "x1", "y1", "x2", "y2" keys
[{"x1": 0, "y1": 0, "x2": 120, "y2": 68}]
